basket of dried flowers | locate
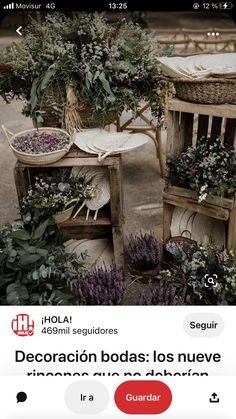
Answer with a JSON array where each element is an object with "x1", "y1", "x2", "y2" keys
[
  {"x1": 37, "y1": 84, "x2": 117, "y2": 131},
  {"x1": 2, "y1": 126, "x2": 73, "y2": 165},
  {"x1": 127, "y1": 232, "x2": 161, "y2": 283},
  {"x1": 53, "y1": 199, "x2": 78, "y2": 224},
  {"x1": 163, "y1": 231, "x2": 197, "y2": 265}
]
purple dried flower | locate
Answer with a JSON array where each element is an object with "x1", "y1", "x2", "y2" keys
[
  {"x1": 127, "y1": 232, "x2": 160, "y2": 271},
  {"x1": 0, "y1": 64, "x2": 13, "y2": 73},
  {"x1": 73, "y1": 264, "x2": 124, "y2": 305},
  {"x1": 12, "y1": 131, "x2": 69, "y2": 154},
  {"x1": 137, "y1": 280, "x2": 186, "y2": 306}
]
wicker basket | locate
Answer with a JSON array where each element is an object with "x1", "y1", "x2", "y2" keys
[
  {"x1": 157, "y1": 75, "x2": 236, "y2": 105},
  {"x1": 53, "y1": 206, "x2": 75, "y2": 224},
  {"x1": 78, "y1": 106, "x2": 117, "y2": 128},
  {"x1": 37, "y1": 83, "x2": 66, "y2": 128},
  {"x1": 171, "y1": 78, "x2": 236, "y2": 105},
  {"x1": 174, "y1": 78, "x2": 236, "y2": 105},
  {"x1": 36, "y1": 84, "x2": 117, "y2": 128},
  {"x1": 53, "y1": 198, "x2": 79, "y2": 224},
  {"x1": 2, "y1": 126, "x2": 73, "y2": 166},
  {"x1": 163, "y1": 233, "x2": 197, "y2": 264},
  {"x1": 130, "y1": 267, "x2": 160, "y2": 284}
]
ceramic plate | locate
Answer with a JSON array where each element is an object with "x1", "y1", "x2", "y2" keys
[
  {"x1": 170, "y1": 207, "x2": 185, "y2": 237},
  {"x1": 191, "y1": 213, "x2": 225, "y2": 246}
]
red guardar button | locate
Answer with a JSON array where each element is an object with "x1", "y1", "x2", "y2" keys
[{"x1": 114, "y1": 380, "x2": 172, "y2": 414}]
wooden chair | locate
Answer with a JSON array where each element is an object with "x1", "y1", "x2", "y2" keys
[{"x1": 115, "y1": 102, "x2": 164, "y2": 177}]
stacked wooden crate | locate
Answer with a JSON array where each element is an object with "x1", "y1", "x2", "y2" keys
[
  {"x1": 14, "y1": 148, "x2": 124, "y2": 269},
  {"x1": 163, "y1": 98, "x2": 236, "y2": 255}
]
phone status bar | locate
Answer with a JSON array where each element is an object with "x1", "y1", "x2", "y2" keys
[{"x1": 0, "y1": 1, "x2": 235, "y2": 12}]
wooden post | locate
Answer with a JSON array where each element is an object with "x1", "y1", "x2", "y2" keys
[
  {"x1": 109, "y1": 159, "x2": 123, "y2": 226},
  {"x1": 163, "y1": 200, "x2": 174, "y2": 241},
  {"x1": 227, "y1": 205, "x2": 236, "y2": 256},
  {"x1": 167, "y1": 110, "x2": 180, "y2": 157},
  {"x1": 112, "y1": 226, "x2": 124, "y2": 271}
]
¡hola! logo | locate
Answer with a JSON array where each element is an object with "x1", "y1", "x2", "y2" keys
[{"x1": 11, "y1": 314, "x2": 34, "y2": 337}]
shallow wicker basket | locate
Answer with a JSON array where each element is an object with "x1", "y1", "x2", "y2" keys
[
  {"x1": 163, "y1": 234, "x2": 197, "y2": 265},
  {"x1": 53, "y1": 206, "x2": 75, "y2": 224},
  {"x1": 172, "y1": 78, "x2": 236, "y2": 105},
  {"x1": 2, "y1": 126, "x2": 73, "y2": 166}
]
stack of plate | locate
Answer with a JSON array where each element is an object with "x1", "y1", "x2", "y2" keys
[
  {"x1": 64, "y1": 238, "x2": 114, "y2": 270},
  {"x1": 73, "y1": 129, "x2": 149, "y2": 161},
  {"x1": 170, "y1": 208, "x2": 226, "y2": 247}
]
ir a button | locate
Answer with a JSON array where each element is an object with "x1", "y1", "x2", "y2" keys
[
  {"x1": 65, "y1": 381, "x2": 109, "y2": 415},
  {"x1": 184, "y1": 313, "x2": 224, "y2": 337}
]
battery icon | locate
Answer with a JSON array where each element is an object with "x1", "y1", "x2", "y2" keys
[{"x1": 219, "y1": 2, "x2": 234, "y2": 9}]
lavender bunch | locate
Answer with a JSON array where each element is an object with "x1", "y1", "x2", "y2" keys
[
  {"x1": 73, "y1": 264, "x2": 124, "y2": 305},
  {"x1": 127, "y1": 232, "x2": 160, "y2": 272},
  {"x1": 137, "y1": 280, "x2": 186, "y2": 306}
]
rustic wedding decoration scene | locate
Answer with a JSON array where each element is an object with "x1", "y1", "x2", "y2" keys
[{"x1": 0, "y1": 11, "x2": 236, "y2": 305}]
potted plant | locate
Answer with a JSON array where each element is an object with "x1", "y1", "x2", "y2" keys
[
  {"x1": 127, "y1": 232, "x2": 161, "y2": 282},
  {"x1": 0, "y1": 13, "x2": 170, "y2": 131}
]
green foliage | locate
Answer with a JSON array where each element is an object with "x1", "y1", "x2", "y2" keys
[
  {"x1": 0, "y1": 219, "x2": 84, "y2": 305},
  {"x1": 166, "y1": 136, "x2": 236, "y2": 202},
  {"x1": 161, "y1": 244, "x2": 236, "y2": 305},
  {"x1": 0, "y1": 12, "x2": 170, "y2": 125}
]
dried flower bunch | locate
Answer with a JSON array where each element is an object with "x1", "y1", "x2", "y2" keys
[
  {"x1": 21, "y1": 170, "x2": 93, "y2": 227},
  {"x1": 137, "y1": 280, "x2": 186, "y2": 305},
  {"x1": 0, "y1": 12, "x2": 170, "y2": 126},
  {"x1": 167, "y1": 136, "x2": 236, "y2": 202},
  {"x1": 12, "y1": 131, "x2": 69, "y2": 154},
  {"x1": 127, "y1": 232, "x2": 161, "y2": 272},
  {"x1": 73, "y1": 264, "x2": 124, "y2": 305}
]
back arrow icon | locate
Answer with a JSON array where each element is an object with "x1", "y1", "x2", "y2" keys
[{"x1": 16, "y1": 26, "x2": 22, "y2": 36}]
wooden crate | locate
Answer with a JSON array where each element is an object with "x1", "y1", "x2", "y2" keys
[
  {"x1": 14, "y1": 148, "x2": 124, "y2": 269},
  {"x1": 164, "y1": 99, "x2": 236, "y2": 255}
]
